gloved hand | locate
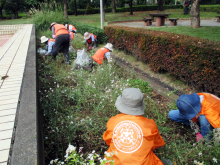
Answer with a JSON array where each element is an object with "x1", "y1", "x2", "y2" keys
[
  {"x1": 87, "y1": 43, "x2": 89, "y2": 46},
  {"x1": 196, "y1": 133, "x2": 203, "y2": 142},
  {"x1": 89, "y1": 46, "x2": 92, "y2": 50}
]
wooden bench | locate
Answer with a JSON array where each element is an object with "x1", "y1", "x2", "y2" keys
[
  {"x1": 216, "y1": 16, "x2": 220, "y2": 22},
  {"x1": 169, "y1": 18, "x2": 179, "y2": 26},
  {"x1": 143, "y1": 18, "x2": 154, "y2": 26}
]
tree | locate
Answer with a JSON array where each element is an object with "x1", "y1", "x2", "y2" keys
[
  {"x1": 63, "y1": 0, "x2": 68, "y2": 19},
  {"x1": 129, "y1": 0, "x2": 133, "y2": 15},
  {"x1": 190, "y1": 0, "x2": 200, "y2": 28},
  {"x1": 4, "y1": 0, "x2": 26, "y2": 18},
  {"x1": 74, "y1": 0, "x2": 77, "y2": 15},
  {"x1": 112, "y1": 0, "x2": 115, "y2": 13},
  {"x1": 0, "y1": 0, "x2": 6, "y2": 19},
  {"x1": 157, "y1": 0, "x2": 164, "y2": 11}
]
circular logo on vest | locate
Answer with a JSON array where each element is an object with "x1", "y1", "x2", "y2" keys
[{"x1": 112, "y1": 120, "x2": 143, "y2": 153}]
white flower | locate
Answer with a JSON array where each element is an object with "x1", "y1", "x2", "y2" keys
[
  {"x1": 65, "y1": 144, "x2": 76, "y2": 154},
  {"x1": 92, "y1": 150, "x2": 95, "y2": 153},
  {"x1": 61, "y1": 162, "x2": 64, "y2": 164},
  {"x1": 198, "y1": 152, "x2": 202, "y2": 156},
  {"x1": 213, "y1": 157, "x2": 218, "y2": 163},
  {"x1": 54, "y1": 159, "x2": 58, "y2": 163},
  {"x1": 50, "y1": 160, "x2": 54, "y2": 164},
  {"x1": 106, "y1": 152, "x2": 111, "y2": 157}
]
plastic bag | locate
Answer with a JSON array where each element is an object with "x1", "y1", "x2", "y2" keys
[
  {"x1": 69, "y1": 45, "x2": 75, "y2": 53},
  {"x1": 73, "y1": 48, "x2": 91, "y2": 69},
  {"x1": 37, "y1": 48, "x2": 47, "y2": 55}
]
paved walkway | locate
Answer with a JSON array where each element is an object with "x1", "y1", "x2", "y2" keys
[
  {"x1": 109, "y1": 19, "x2": 220, "y2": 28},
  {"x1": 0, "y1": 24, "x2": 33, "y2": 165}
]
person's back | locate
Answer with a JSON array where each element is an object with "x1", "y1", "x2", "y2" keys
[{"x1": 103, "y1": 88, "x2": 165, "y2": 165}]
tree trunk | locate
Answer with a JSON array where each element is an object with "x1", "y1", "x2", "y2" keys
[
  {"x1": 112, "y1": 0, "x2": 116, "y2": 13},
  {"x1": 74, "y1": 0, "x2": 77, "y2": 16},
  {"x1": 63, "y1": 0, "x2": 68, "y2": 19},
  {"x1": 190, "y1": 0, "x2": 200, "y2": 28},
  {"x1": 129, "y1": 0, "x2": 133, "y2": 15},
  {"x1": 0, "y1": 8, "x2": 3, "y2": 19},
  {"x1": 157, "y1": 0, "x2": 164, "y2": 11}
]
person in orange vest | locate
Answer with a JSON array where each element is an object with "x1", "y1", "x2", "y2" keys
[
  {"x1": 40, "y1": 36, "x2": 55, "y2": 59},
  {"x1": 84, "y1": 32, "x2": 97, "y2": 50},
  {"x1": 168, "y1": 93, "x2": 220, "y2": 142},
  {"x1": 103, "y1": 88, "x2": 166, "y2": 165},
  {"x1": 69, "y1": 31, "x2": 74, "y2": 46},
  {"x1": 50, "y1": 22, "x2": 70, "y2": 64},
  {"x1": 65, "y1": 24, "x2": 77, "y2": 33},
  {"x1": 90, "y1": 43, "x2": 113, "y2": 65}
]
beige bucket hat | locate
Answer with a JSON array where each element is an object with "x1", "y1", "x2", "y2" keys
[
  {"x1": 84, "y1": 32, "x2": 91, "y2": 40},
  {"x1": 41, "y1": 36, "x2": 48, "y2": 43},
  {"x1": 115, "y1": 88, "x2": 145, "y2": 115},
  {"x1": 104, "y1": 43, "x2": 113, "y2": 52}
]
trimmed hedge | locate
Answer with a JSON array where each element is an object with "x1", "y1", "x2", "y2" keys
[
  {"x1": 68, "y1": 5, "x2": 183, "y2": 15},
  {"x1": 68, "y1": 21, "x2": 108, "y2": 44},
  {"x1": 104, "y1": 26, "x2": 220, "y2": 96},
  {"x1": 200, "y1": 5, "x2": 220, "y2": 12}
]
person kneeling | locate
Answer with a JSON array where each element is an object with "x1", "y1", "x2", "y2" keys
[
  {"x1": 168, "y1": 93, "x2": 220, "y2": 142},
  {"x1": 90, "y1": 43, "x2": 113, "y2": 66},
  {"x1": 103, "y1": 88, "x2": 166, "y2": 165}
]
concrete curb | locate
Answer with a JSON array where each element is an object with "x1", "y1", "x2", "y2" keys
[{"x1": 10, "y1": 25, "x2": 45, "y2": 165}]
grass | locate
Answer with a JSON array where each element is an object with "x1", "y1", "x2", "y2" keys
[{"x1": 68, "y1": 9, "x2": 220, "y2": 42}]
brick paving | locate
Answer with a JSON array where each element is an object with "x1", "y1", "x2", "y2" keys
[{"x1": 0, "y1": 35, "x2": 13, "y2": 47}]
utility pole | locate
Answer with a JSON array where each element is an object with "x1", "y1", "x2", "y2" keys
[{"x1": 100, "y1": 0, "x2": 103, "y2": 29}]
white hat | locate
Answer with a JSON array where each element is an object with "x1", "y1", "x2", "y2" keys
[
  {"x1": 115, "y1": 88, "x2": 145, "y2": 115},
  {"x1": 50, "y1": 22, "x2": 57, "y2": 30},
  {"x1": 104, "y1": 43, "x2": 113, "y2": 52},
  {"x1": 65, "y1": 24, "x2": 68, "y2": 29},
  {"x1": 84, "y1": 32, "x2": 91, "y2": 40},
  {"x1": 41, "y1": 36, "x2": 48, "y2": 43}
]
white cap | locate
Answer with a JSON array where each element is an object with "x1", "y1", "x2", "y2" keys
[{"x1": 41, "y1": 36, "x2": 48, "y2": 43}]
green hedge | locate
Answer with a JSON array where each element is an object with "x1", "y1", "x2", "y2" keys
[
  {"x1": 68, "y1": 21, "x2": 108, "y2": 44},
  {"x1": 68, "y1": 5, "x2": 183, "y2": 15},
  {"x1": 200, "y1": 5, "x2": 220, "y2": 12},
  {"x1": 104, "y1": 26, "x2": 220, "y2": 96}
]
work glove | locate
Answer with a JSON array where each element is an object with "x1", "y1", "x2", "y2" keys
[
  {"x1": 89, "y1": 46, "x2": 92, "y2": 50},
  {"x1": 196, "y1": 133, "x2": 203, "y2": 142}
]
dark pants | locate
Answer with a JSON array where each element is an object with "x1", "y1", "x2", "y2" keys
[
  {"x1": 52, "y1": 34, "x2": 70, "y2": 63},
  {"x1": 184, "y1": 6, "x2": 189, "y2": 14}
]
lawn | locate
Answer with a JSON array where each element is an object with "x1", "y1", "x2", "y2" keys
[{"x1": 68, "y1": 9, "x2": 220, "y2": 41}]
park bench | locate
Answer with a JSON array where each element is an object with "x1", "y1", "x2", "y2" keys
[
  {"x1": 143, "y1": 18, "x2": 154, "y2": 26},
  {"x1": 216, "y1": 16, "x2": 220, "y2": 22},
  {"x1": 169, "y1": 18, "x2": 179, "y2": 26}
]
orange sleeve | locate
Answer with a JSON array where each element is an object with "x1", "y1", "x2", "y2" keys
[
  {"x1": 150, "y1": 121, "x2": 165, "y2": 150},
  {"x1": 103, "y1": 118, "x2": 114, "y2": 146}
]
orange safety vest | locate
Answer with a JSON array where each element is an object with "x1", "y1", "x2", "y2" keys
[
  {"x1": 92, "y1": 47, "x2": 110, "y2": 65},
  {"x1": 69, "y1": 32, "x2": 74, "y2": 41},
  {"x1": 54, "y1": 24, "x2": 69, "y2": 37},
  {"x1": 196, "y1": 93, "x2": 220, "y2": 128},
  {"x1": 86, "y1": 33, "x2": 97, "y2": 44},
  {"x1": 48, "y1": 38, "x2": 55, "y2": 44},
  {"x1": 68, "y1": 24, "x2": 76, "y2": 31},
  {"x1": 103, "y1": 113, "x2": 165, "y2": 165}
]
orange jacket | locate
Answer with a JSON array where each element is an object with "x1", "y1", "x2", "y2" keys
[
  {"x1": 54, "y1": 24, "x2": 69, "y2": 37},
  {"x1": 69, "y1": 32, "x2": 74, "y2": 41},
  {"x1": 86, "y1": 33, "x2": 97, "y2": 44},
  {"x1": 67, "y1": 24, "x2": 76, "y2": 31},
  {"x1": 197, "y1": 93, "x2": 220, "y2": 128},
  {"x1": 48, "y1": 38, "x2": 55, "y2": 44},
  {"x1": 92, "y1": 47, "x2": 110, "y2": 65},
  {"x1": 103, "y1": 113, "x2": 165, "y2": 165}
]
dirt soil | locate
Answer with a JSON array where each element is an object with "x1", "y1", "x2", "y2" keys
[{"x1": 112, "y1": 55, "x2": 186, "y2": 103}]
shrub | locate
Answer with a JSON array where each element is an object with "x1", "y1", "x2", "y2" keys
[
  {"x1": 68, "y1": 21, "x2": 108, "y2": 44},
  {"x1": 104, "y1": 26, "x2": 220, "y2": 96},
  {"x1": 31, "y1": 2, "x2": 67, "y2": 31}
]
